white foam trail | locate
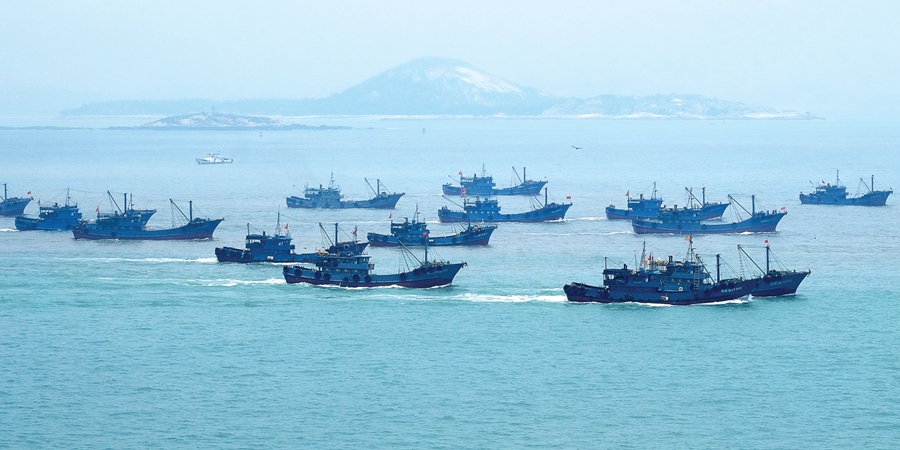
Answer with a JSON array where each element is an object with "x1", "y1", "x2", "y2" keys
[
  {"x1": 519, "y1": 230, "x2": 629, "y2": 237},
  {"x1": 453, "y1": 293, "x2": 567, "y2": 303},
  {"x1": 567, "y1": 216, "x2": 607, "y2": 222},
  {"x1": 0, "y1": 228, "x2": 17, "y2": 232},
  {"x1": 83, "y1": 257, "x2": 218, "y2": 264},
  {"x1": 199, "y1": 278, "x2": 283, "y2": 287}
]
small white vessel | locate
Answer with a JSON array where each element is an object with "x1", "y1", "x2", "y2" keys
[{"x1": 196, "y1": 153, "x2": 233, "y2": 164}]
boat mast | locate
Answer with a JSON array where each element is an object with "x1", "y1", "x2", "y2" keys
[
  {"x1": 523, "y1": 167, "x2": 526, "y2": 182},
  {"x1": 766, "y1": 242, "x2": 770, "y2": 273},
  {"x1": 3, "y1": 183, "x2": 6, "y2": 201},
  {"x1": 716, "y1": 254, "x2": 721, "y2": 283},
  {"x1": 334, "y1": 223, "x2": 339, "y2": 247},
  {"x1": 702, "y1": 187, "x2": 706, "y2": 206},
  {"x1": 751, "y1": 195, "x2": 756, "y2": 215},
  {"x1": 189, "y1": 201, "x2": 193, "y2": 222},
  {"x1": 872, "y1": 175, "x2": 875, "y2": 192},
  {"x1": 544, "y1": 187, "x2": 548, "y2": 207}
]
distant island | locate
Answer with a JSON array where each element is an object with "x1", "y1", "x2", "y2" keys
[
  {"x1": 62, "y1": 57, "x2": 818, "y2": 120},
  {"x1": 108, "y1": 112, "x2": 350, "y2": 130}
]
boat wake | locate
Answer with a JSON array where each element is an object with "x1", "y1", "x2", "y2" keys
[
  {"x1": 521, "y1": 230, "x2": 630, "y2": 237},
  {"x1": 201, "y1": 278, "x2": 283, "y2": 287},
  {"x1": 567, "y1": 216, "x2": 607, "y2": 222},
  {"x1": 454, "y1": 293, "x2": 567, "y2": 303},
  {"x1": 0, "y1": 228, "x2": 17, "y2": 232},
  {"x1": 86, "y1": 257, "x2": 219, "y2": 264}
]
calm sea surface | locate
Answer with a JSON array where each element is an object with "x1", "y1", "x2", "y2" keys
[{"x1": 1, "y1": 118, "x2": 899, "y2": 448}]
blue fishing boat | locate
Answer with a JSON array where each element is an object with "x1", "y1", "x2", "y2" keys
[
  {"x1": 800, "y1": 172, "x2": 892, "y2": 206},
  {"x1": 286, "y1": 175, "x2": 403, "y2": 209},
  {"x1": 605, "y1": 183, "x2": 664, "y2": 220},
  {"x1": 103, "y1": 192, "x2": 156, "y2": 224},
  {"x1": 283, "y1": 237, "x2": 466, "y2": 288},
  {"x1": 216, "y1": 220, "x2": 367, "y2": 263},
  {"x1": 442, "y1": 166, "x2": 547, "y2": 196},
  {"x1": 564, "y1": 240, "x2": 758, "y2": 305},
  {"x1": 632, "y1": 195, "x2": 786, "y2": 235},
  {"x1": 15, "y1": 189, "x2": 82, "y2": 231},
  {"x1": 73, "y1": 200, "x2": 222, "y2": 240},
  {"x1": 0, "y1": 183, "x2": 32, "y2": 216},
  {"x1": 739, "y1": 242, "x2": 811, "y2": 297},
  {"x1": 438, "y1": 189, "x2": 572, "y2": 223},
  {"x1": 606, "y1": 185, "x2": 728, "y2": 220},
  {"x1": 368, "y1": 209, "x2": 496, "y2": 247}
]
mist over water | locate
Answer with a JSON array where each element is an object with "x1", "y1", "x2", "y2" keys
[{"x1": 2, "y1": 119, "x2": 899, "y2": 448}]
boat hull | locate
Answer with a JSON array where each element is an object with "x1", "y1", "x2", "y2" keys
[
  {"x1": 438, "y1": 203, "x2": 571, "y2": 223},
  {"x1": 367, "y1": 227, "x2": 495, "y2": 247},
  {"x1": 799, "y1": 190, "x2": 891, "y2": 206},
  {"x1": 282, "y1": 262, "x2": 465, "y2": 288},
  {"x1": 286, "y1": 193, "x2": 403, "y2": 209},
  {"x1": 215, "y1": 241, "x2": 368, "y2": 263},
  {"x1": 632, "y1": 212, "x2": 785, "y2": 235},
  {"x1": 15, "y1": 216, "x2": 81, "y2": 231},
  {"x1": 442, "y1": 180, "x2": 547, "y2": 196},
  {"x1": 750, "y1": 270, "x2": 810, "y2": 297},
  {"x1": 606, "y1": 202, "x2": 728, "y2": 220},
  {"x1": 73, "y1": 219, "x2": 223, "y2": 240},
  {"x1": 0, "y1": 198, "x2": 31, "y2": 216},
  {"x1": 564, "y1": 279, "x2": 758, "y2": 305}
]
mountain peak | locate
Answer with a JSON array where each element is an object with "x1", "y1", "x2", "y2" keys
[
  {"x1": 328, "y1": 57, "x2": 550, "y2": 115},
  {"x1": 377, "y1": 57, "x2": 522, "y2": 94}
]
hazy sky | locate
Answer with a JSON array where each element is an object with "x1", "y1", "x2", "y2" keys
[{"x1": 2, "y1": 0, "x2": 899, "y2": 117}]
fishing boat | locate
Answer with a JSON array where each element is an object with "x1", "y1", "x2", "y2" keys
[
  {"x1": 800, "y1": 171, "x2": 892, "y2": 206},
  {"x1": 438, "y1": 189, "x2": 572, "y2": 223},
  {"x1": 286, "y1": 175, "x2": 404, "y2": 209},
  {"x1": 442, "y1": 166, "x2": 547, "y2": 196},
  {"x1": 367, "y1": 209, "x2": 496, "y2": 247},
  {"x1": 103, "y1": 192, "x2": 156, "y2": 224},
  {"x1": 605, "y1": 184, "x2": 728, "y2": 220},
  {"x1": 0, "y1": 183, "x2": 32, "y2": 216},
  {"x1": 215, "y1": 220, "x2": 367, "y2": 263},
  {"x1": 73, "y1": 200, "x2": 222, "y2": 240},
  {"x1": 605, "y1": 184, "x2": 664, "y2": 220},
  {"x1": 564, "y1": 239, "x2": 759, "y2": 305},
  {"x1": 632, "y1": 195, "x2": 786, "y2": 235},
  {"x1": 739, "y1": 241, "x2": 811, "y2": 297},
  {"x1": 282, "y1": 235, "x2": 466, "y2": 288},
  {"x1": 15, "y1": 189, "x2": 82, "y2": 231},
  {"x1": 196, "y1": 153, "x2": 233, "y2": 164}
]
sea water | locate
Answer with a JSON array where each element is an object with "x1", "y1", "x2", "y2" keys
[{"x1": 1, "y1": 118, "x2": 899, "y2": 448}]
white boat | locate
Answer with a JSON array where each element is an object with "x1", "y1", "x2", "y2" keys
[{"x1": 196, "y1": 153, "x2": 233, "y2": 164}]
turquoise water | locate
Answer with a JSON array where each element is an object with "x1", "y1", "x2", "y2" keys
[{"x1": 2, "y1": 119, "x2": 899, "y2": 448}]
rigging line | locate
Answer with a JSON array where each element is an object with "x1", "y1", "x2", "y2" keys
[{"x1": 441, "y1": 195, "x2": 464, "y2": 209}]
